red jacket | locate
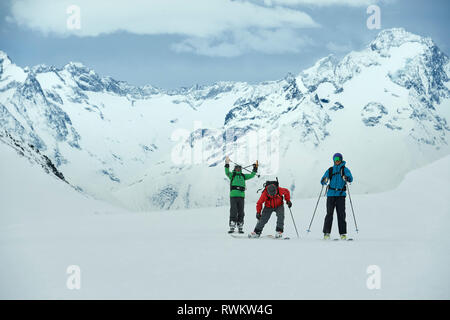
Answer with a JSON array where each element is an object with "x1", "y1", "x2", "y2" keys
[{"x1": 256, "y1": 187, "x2": 291, "y2": 213}]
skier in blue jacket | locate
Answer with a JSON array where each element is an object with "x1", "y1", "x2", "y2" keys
[{"x1": 320, "y1": 153, "x2": 353, "y2": 240}]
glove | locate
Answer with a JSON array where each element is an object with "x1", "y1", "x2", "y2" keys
[
  {"x1": 286, "y1": 201, "x2": 292, "y2": 208},
  {"x1": 253, "y1": 160, "x2": 258, "y2": 172},
  {"x1": 321, "y1": 177, "x2": 329, "y2": 185},
  {"x1": 343, "y1": 175, "x2": 348, "y2": 182},
  {"x1": 256, "y1": 212, "x2": 261, "y2": 220}
]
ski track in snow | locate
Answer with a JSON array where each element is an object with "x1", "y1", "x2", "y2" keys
[{"x1": 0, "y1": 142, "x2": 449, "y2": 299}]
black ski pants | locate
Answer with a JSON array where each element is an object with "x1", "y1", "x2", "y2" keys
[
  {"x1": 254, "y1": 205, "x2": 285, "y2": 234},
  {"x1": 323, "y1": 196, "x2": 347, "y2": 235},
  {"x1": 230, "y1": 197, "x2": 245, "y2": 225}
]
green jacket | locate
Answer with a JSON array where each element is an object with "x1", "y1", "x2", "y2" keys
[{"x1": 225, "y1": 164, "x2": 256, "y2": 198}]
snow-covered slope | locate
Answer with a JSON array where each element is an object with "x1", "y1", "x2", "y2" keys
[
  {"x1": 1, "y1": 139, "x2": 449, "y2": 299},
  {"x1": 0, "y1": 134, "x2": 121, "y2": 225},
  {"x1": 1, "y1": 28, "x2": 449, "y2": 210}
]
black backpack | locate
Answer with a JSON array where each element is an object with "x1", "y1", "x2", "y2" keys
[{"x1": 257, "y1": 178, "x2": 279, "y2": 193}]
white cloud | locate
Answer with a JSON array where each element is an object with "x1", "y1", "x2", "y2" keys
[
  {"x1": 8, "y1": 0, "x2": 320, "y2": 57},
  {"x1": 259, "y1": 0, "x2": 384, "y2": 7},
  {"x1": 326, "y1": 42, "x2": 353, "y2": 53},
  {"x1": 173, "y1": 28, "x2": 314, "y2": 57},
  {"x1": 172, "y1": 36, "x2": 244, "y2": 58}
]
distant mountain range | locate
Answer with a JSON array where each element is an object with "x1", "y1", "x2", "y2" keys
[{"x1": 1, "y1": 28, "x2": 449, "y2": 210}]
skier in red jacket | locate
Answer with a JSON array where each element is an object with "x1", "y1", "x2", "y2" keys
[{"x1": 249, "y1": 181, "x2": 292, "y2": 238}]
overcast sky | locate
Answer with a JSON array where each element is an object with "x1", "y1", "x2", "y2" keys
[{"x1": 1, "y1": 0, "x2": 449, "y2": 89}]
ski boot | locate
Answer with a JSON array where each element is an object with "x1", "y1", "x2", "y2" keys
[
  {"x1": 275, "y1": 231, "x2": 283, "y2": 239},
  {"x1": 248, "y1": 231, "x2": 260, "y2": 238},
  {"x1": 228, "y1": 221, "x2": 236, "y2": 234},
  {"x1": 340, "y1": 234, "x2": 347, "y2": 240},
  {"x1": 237, "y1": 222, "x2": 244, "y2": 234},
  {"x1": 323, "y1": 233, "x2": 331, "y2": 240}
]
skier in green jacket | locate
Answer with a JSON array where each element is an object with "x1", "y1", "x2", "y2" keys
[{"x1": 225, "y1": 156, "x2": 258, "y2": 233}]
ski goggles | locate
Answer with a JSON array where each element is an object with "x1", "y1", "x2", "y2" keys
[{"x1": 333, "y1": 157, "x2": 342, "y2": 162}]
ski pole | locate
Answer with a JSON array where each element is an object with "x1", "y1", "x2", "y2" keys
[
  {"x1": 229, "y1": 159, "x2": 260, "y2": 178},
  {"x1": 346, "y1": 182, "x2": 359, "y2": 233},
  {"x1": 229, "y1": 159, "x2": 253, "y2": 172},
  {"x1": 288, "y1": 207, "x2": 300, "y2": 238},
  {"x1": 306, "y1": 184, "x2": 325, "y2": 233}
]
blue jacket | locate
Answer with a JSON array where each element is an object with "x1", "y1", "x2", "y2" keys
[{"x1": 320, "y1": 161, "x2": 353, "y2": 197}]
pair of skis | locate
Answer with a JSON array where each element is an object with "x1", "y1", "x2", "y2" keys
[
  {"x1": 333, "y1": 238, "x2": 354, "y2": 241},
  {"x1": 230, "y1": 234, "x2": 354, "y2": 241},
  {"x1": 230, "y1": 234, "x2": 290, "y2": 240}
]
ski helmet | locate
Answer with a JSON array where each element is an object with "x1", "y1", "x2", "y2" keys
[
  {"x1": 333, "y1": 153, "x2": 343, "y2": 162},
  {"x1": 234, "y1": 165, "x2": 242, "y2": 172},
  {"x1": 266, "y1": 184, "x2": 277, "y2": 197}
]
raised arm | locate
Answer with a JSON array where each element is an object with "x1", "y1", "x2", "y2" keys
[
  {"x1": 224, "y1": 156, "x2": 232, "y2": 179},
  {"x1": 244, "y1": 160, "x2": 258, "y2": 180},
  {"x1": 244, "y1": 171, "x2": 256, "y2": 180},
  {"x1": 225, "y1": 164, "x2": 232, "y2": 179}
]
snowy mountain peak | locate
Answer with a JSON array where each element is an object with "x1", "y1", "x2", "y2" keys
[
  {"x1": 31, "y1": 64, "x2": 60, "y2": 74},
  {"x1": 369, "y1": 27, "x2": 431, "y2": 54},
  {"x1": 302, "y1": 55, "x2": 338, "y2": 76},
  {"x1": 0, "y1": 50, "x2": 12, "y2": 74},
  {"x1": 300, "y1": 54, "x2": 339, "y2": 92},
  {"x1": 63, "y1": 61, "x2": 99, "y2": 78},
  {"x1": 0, "y1": 50, "x2": 10, "y2": 62},
  {"x1": 64, "y1": 61, "x2": 90, "y2": 71}
]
